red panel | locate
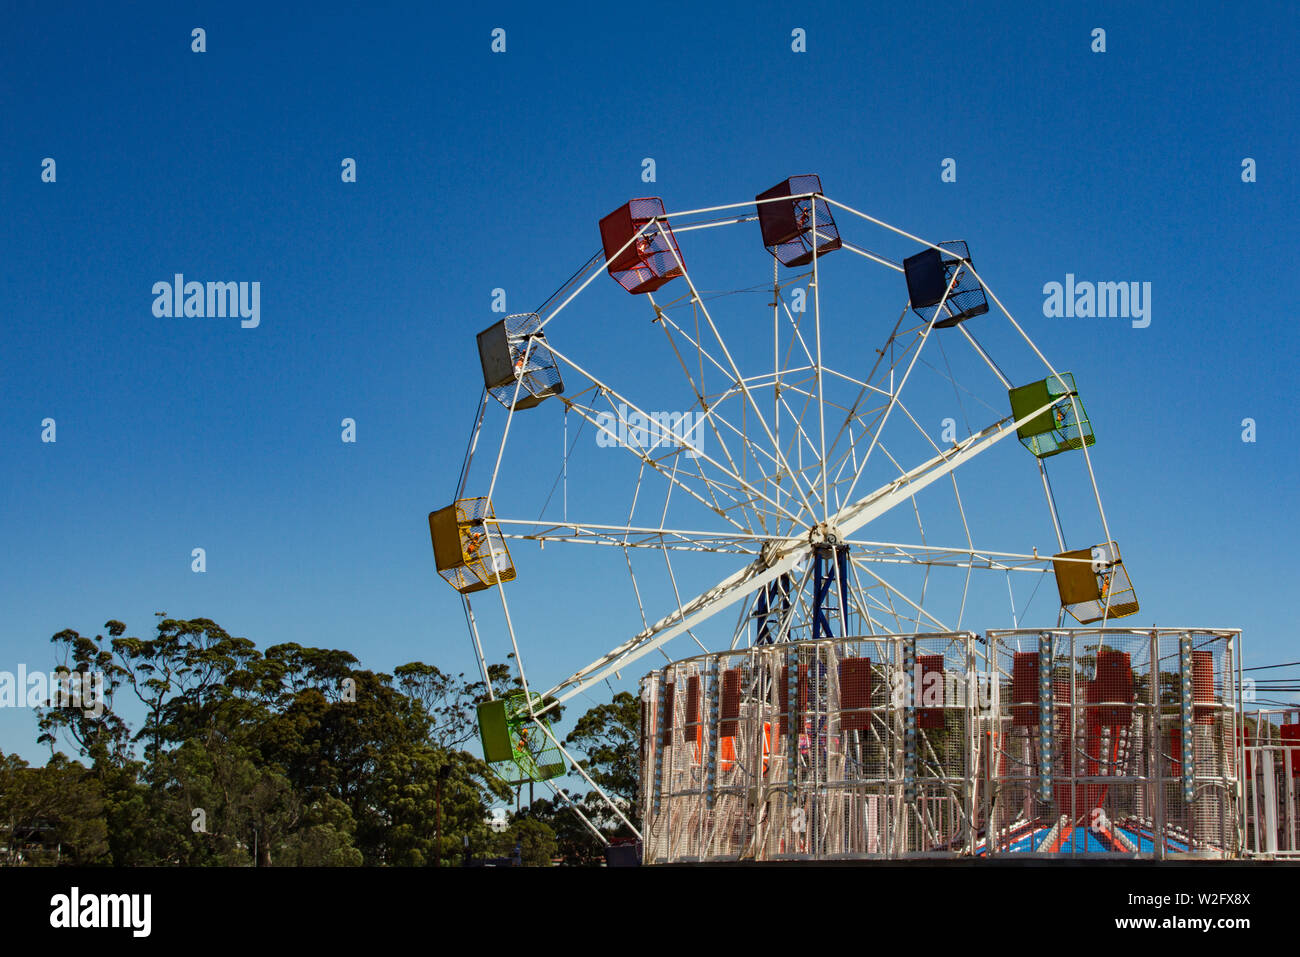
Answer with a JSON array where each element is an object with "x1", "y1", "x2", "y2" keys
[
  {"x1": 1192, "y1": 650, "x2": 1215, "y2": 725},
  {"x1": 684, "y1": 675, "x2": 703, "y2": 757},
  {"x1": 685, "y1": 675, "x2": 701, "y2": 728},
  {"x1": 839, "y1": 657, "x2": 873, "y2": 731},
  {"x1": 1010, "y1": 652, "x2": 1038, "y2": 727},
  {"x1": 1092, "y1": 648, "x2": 1135, "y2": 727},
  {"x1": 917, "y1": 654, "x2": 945, "y2": 729},
  {"x1": 719, "y1": 668, "x2": 742, "y2": 737},
  {"x1": 1281, "y1": 724, "x2": 1300, "y2": 776}
]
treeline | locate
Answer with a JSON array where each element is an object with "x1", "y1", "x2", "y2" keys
[{"x1": 0, "y1": 616, "x2": 639, "y2": 866}]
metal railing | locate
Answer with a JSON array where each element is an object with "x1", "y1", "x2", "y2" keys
[
  {"x1": 1242, "y1": 707, "x2": 1300, "y2": 858},
  {"x1": 639, "y1": 628, "x2": 1244, "y2": 862}
]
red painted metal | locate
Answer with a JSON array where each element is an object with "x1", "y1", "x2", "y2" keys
[
  {"x1": 599, "y1": 198, "x2": 685, "y2": 294},
  {"x1": 917, "y1": 654, "x2": 945, "y2": 729},
  {"x1": 839, "y1": 657, "x2": 873, "y2": 731}
]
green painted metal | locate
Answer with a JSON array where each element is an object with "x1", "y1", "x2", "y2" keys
[
  {"x1": 1007, "y1": 372, "x2": 1095, "y2": 458},
  {"x1": 476, "y1": 699, "x2": 514, "y2": 763},
  {"x1": 476, "y1": 692, "x2": 565, "y2": 784}
]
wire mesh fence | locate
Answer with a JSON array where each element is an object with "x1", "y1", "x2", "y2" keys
[
  {"x1": 1241, "y1": 707, "x2": 1300, "y2": 857},
  {"x1": 640, "y1": 628, "x2": 1244, "y2": 862}
]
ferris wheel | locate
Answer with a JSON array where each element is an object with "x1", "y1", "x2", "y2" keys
[{"x1": 428, "y1": 175, "x2": 1140, "y2": 843}]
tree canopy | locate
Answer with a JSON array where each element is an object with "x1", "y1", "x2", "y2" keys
[{"x1": 0, "y1": 616, "x2": 639, "y2": 866}]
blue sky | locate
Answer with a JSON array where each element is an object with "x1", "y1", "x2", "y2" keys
[{"x1": 2, "y1": 1, "x2": 1296, "y2": 762}]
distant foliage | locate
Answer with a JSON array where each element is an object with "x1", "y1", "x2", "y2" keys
[{"x1": 5, "y1": 615, "x2": 636, "y2": 866}]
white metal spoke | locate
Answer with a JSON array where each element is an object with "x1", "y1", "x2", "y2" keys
[{"x1": 446, "y1": 185, "x2": 1133, "y2": 853}]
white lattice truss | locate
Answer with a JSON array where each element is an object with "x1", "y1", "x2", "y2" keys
[{"x1": 453, "y1": 190, "x2": 1126, "y2": 841}]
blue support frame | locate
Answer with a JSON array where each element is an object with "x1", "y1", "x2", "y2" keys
[
  {"x1": 754, "y1": 572, "x2": 792, "y2": 645},
  {"x1": 812, "y1": 545, "x2": 850, "y2": 641}
]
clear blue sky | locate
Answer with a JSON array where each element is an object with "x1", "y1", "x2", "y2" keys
[{"x1": 2, "y1": 1, "x2": 1296, "y2": 762}]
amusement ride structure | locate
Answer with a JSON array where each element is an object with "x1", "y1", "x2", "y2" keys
[{"x1": 426, "y1": 175, "x2": 1283, "y2": 861}]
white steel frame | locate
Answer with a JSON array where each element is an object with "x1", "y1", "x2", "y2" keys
[
  {"x1": 451, "y1": 189, "x2": 1124, "y2": 835},
  {"x1": 1243, "y1": 707, "x2": 1300, "y2": 858}
]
